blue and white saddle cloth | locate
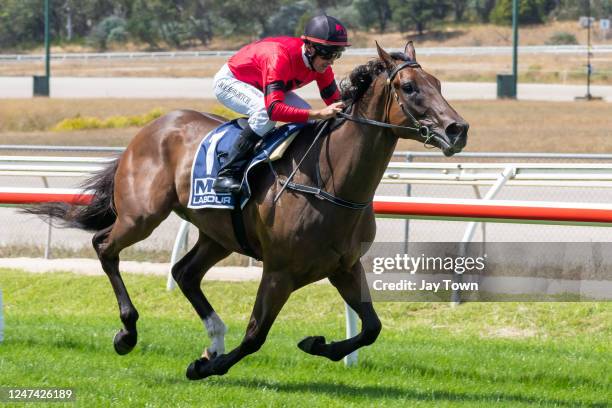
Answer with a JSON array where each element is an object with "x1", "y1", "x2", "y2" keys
[{"x1": 188, "y1": 120, "x2": 305, "y2": 210}]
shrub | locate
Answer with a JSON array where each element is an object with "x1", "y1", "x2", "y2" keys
[
  {"x1": 51, "y1": 108, "x2": 164, "y2": 132},
  {"x1": 88, "y1": 16, "x2": 127, "y2": 51},
  {"x1": 107, "y1": 26, "x2": 128, "y2": 44},
  {"x1": 545, "y1": 31, "x2": 578, "y2": 45}
]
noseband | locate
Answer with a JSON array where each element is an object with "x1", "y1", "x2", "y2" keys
[{"x1": 337, "y1": 60, "x2": 434, "y2": 146}]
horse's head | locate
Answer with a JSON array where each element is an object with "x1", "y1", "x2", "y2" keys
[{"x1": 376, "y1": 41, "x2": 468, "y2": 156}]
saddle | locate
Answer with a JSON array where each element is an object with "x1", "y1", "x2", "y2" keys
[
  {"x1": 233, "y1": 118, "x2": 300, "y2": 162},
  {"x1": 188, "y1": 118, "x2": 306, "y2": 211},
  {"x1": 188, "y1": 118, "x2": 308, "y2": 259}
]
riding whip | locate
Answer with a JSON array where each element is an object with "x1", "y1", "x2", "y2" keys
[{"x1": 273, "y1": 119, "x2": 331, "y2": 204}]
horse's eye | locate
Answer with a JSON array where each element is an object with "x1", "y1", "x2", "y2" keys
[{"x1": 402, "y1": 83, "x2": 416, "y2": 94}]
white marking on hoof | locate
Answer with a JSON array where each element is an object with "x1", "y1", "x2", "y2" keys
[{"x1": 203, "y1": 312, "x2": 227, "y2": 356}]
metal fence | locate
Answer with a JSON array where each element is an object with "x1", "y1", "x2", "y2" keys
[
  {"x1": 2, "y1": 45, "x2": 612, "y2": 62},
  {"x1": 2, "y1": 147, "x2": 612, "y2": 262}
]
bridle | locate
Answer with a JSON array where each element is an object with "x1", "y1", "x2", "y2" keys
[
  {"x1": 337, "y1": 60, "x2": 435, "y2": 147},
  {"x1": 273, "y1": 60, "x2": 438, "y2": 210}
]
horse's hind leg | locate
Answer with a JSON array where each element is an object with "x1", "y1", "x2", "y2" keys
[
  {"x1": 298, "y1": 261, "x2": 382, "y2": 361},
  {"x1": 186, "y1": 271, "x2": 293, "y2": 380},
  {"x1": 93, "y1": 209, "x2": 171, "y2": 355},
  {"x1": 172, "y1": 232, "x2": 231, "y2": 358}
]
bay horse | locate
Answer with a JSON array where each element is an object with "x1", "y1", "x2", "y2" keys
[{"x1": 30, "y1": 42, "x2": 468, "y2": 380}]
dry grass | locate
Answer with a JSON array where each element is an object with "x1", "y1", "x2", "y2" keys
[
  {"x1": 353, "y1": 21, "x2": 612, "y2": 48},
  {"x1": 0, "y1": 98, "x2": 222, "y2": 132},
  {"x1": 441, "y1": 100, "x2": 612, "y2": 154},
  {"x1": 0, "y1": 98, "x2": 610, "y2": 154}
]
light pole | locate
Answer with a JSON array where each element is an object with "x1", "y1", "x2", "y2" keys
[
  {"x1": 497, "y1": 0, "x2": 519, "y2": 98},
  {"x1": 33, "y1": 0, "x2": 51, "y2": 96},
  {"x1": 45, "y1": 0, "x2": 50, "y2": 81},
  {"x1": 511, "y1": 0, "x2": 518, "y2": 97},
  {"x1": 576, "y1": 0, "x2": 602, "y2": 101}
]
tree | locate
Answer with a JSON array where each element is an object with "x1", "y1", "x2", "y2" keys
[
  {"x1": 450, "y1": 0, "x2": 469, "y2": 22},
  {"x1": 126, "y1": 0, "x2": 162, "y2": 48},
  {"x1": 491, "y1": 0, "x2": 548, "y2": 25},
  {"x1": 0, "y1": 0, "x2": 44, "y2": 49},
  {"x1": 390, "y1": 0, "x2": 439, "y2": 35},
  {"x1": 213, "y1": 0, "x2": 280, "y2": 37},
  {"x1": 354, "y1": 0, "x2": 392, "y2": 33},
  {"x1": 470, "y1": 0, "x2": 496, "y2": 23},
  {"x1": 263, "y1": 1, "x2": 314, "y2": 37}
]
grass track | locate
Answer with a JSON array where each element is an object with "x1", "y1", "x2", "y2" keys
[{"x1": 0, "y1": 270, "x2": 610, "y2": 407}]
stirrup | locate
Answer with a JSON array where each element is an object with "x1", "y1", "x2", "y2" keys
[{"x1": 213, "y1": 175, "x2": 242, "y2": 193}]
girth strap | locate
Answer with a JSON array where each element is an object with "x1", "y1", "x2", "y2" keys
[{"x1": 230, "y1": 192, "x2": 260, "y2": 260}]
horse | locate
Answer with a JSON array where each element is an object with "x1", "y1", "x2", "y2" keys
[{"x1": 28, "y1": 42, "x2": 468, "y2": 380}]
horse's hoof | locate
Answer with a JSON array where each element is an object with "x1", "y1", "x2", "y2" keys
[
  {"x1": 113, "y1": 329, "x2": 137, "y2": 355},
  {"x1": 297, "y1": 335, "x2": 326, "y2": 355},
  {"x1": 186, "y1": 357, "x2": 212, "y2": 380}
]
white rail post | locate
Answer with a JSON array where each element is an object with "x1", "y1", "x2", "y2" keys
[
  {"x1": 471, "y1": 186, "x2": 488, "y2": 259},
  {"x1": 403, "y1": 153, "x2": 413, "y2": 253},
  {"x1": 167, "y1": 220, "x2": 190, "y2": 291},
  {"x1": 344, "y1": 303, "x2": 358, "y2": 366},
  {"x1": 452, "y1": 166, "x2": 515, "y2": 305},
  {"x1": 42, "y1": 176, "x2": 52, "y2": 259}
]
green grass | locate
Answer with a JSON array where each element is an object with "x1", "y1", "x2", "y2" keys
[{"x1": 0, "y1": 270, "x2": 610, "y2": 407}]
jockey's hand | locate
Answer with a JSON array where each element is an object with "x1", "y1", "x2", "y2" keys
[{"x1": 308, "y1": 101, "x2": 345, "y2": 120}]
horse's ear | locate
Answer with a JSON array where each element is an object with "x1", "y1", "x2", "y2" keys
[
  {"x1": 405, "y1": 41, "x2": 416, "y2": 61},
  {"x1": 376, "y1": 41, "x2": 395, "y2": 72}
]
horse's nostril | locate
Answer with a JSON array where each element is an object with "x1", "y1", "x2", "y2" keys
[{"x1": 446, "y1": 122, "x2": 467, "y2": 139}]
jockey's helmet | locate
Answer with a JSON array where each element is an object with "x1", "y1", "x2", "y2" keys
[{"x1": 302, "y1": 15, "x2": 350, "y2": 60}]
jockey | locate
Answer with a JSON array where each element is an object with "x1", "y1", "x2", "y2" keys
[{"x1": 212, "y1": 14, "x2": 350, "y2": 193}]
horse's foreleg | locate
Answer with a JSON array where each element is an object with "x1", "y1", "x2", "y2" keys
[
  {"x1": 186, "y1": 272, "x2": 292, "y2": 380},
  {"x1": 298, "y1": 261, "x2": 381, "y2": 361},
  {"x1": 172, "y1": 233, "x2": 231, "y2": 358}
]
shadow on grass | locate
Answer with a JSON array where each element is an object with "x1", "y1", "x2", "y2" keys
[{"x1": 218, "y1": 377, "x2": 605, "y2": 407}]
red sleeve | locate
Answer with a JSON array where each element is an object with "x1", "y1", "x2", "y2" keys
[
  {"x1": 262, "y1": 52, "x2": 309, "y2": 123},
  {"x1": 317, "y1": 68, "x2": 341, "y2": 105}
]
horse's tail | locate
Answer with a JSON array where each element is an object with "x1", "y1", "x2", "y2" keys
[{"x1": 22, "y1": 156, "x2": 120, "y2": 232}]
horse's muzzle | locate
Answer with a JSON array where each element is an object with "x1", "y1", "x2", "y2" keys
[{"x1": 441, "y1": 121, "x2": 469, "y2": 156}]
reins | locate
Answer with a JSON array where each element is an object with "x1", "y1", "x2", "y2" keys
[
  {"x1": 337, "y1": 60, "x2": 435, "y2": 146},
  {"x1": 273, "y1": 60, "x2": 428, "y2": 210}
]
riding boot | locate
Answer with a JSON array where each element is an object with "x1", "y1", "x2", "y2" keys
[{"x1": 213, "y1": 124, "x2": 261, "y2": 193}]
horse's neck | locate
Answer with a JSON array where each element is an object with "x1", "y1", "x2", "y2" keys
[{"x1": 319, "y1": 77, "x2": 398, "y2": 203}]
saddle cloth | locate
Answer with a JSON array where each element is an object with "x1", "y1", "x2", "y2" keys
[{"x1": 188, "y1": 119, "x2": 305, "y2": 210}]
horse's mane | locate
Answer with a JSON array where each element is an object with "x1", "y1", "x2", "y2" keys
[{"x1": 340, "y1": 52, "x2": 411, "y2": 104}]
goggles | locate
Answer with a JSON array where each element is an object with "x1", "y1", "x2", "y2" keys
[{"x1": 313, "y1": 45, "x2": 344, "y2": 60}]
